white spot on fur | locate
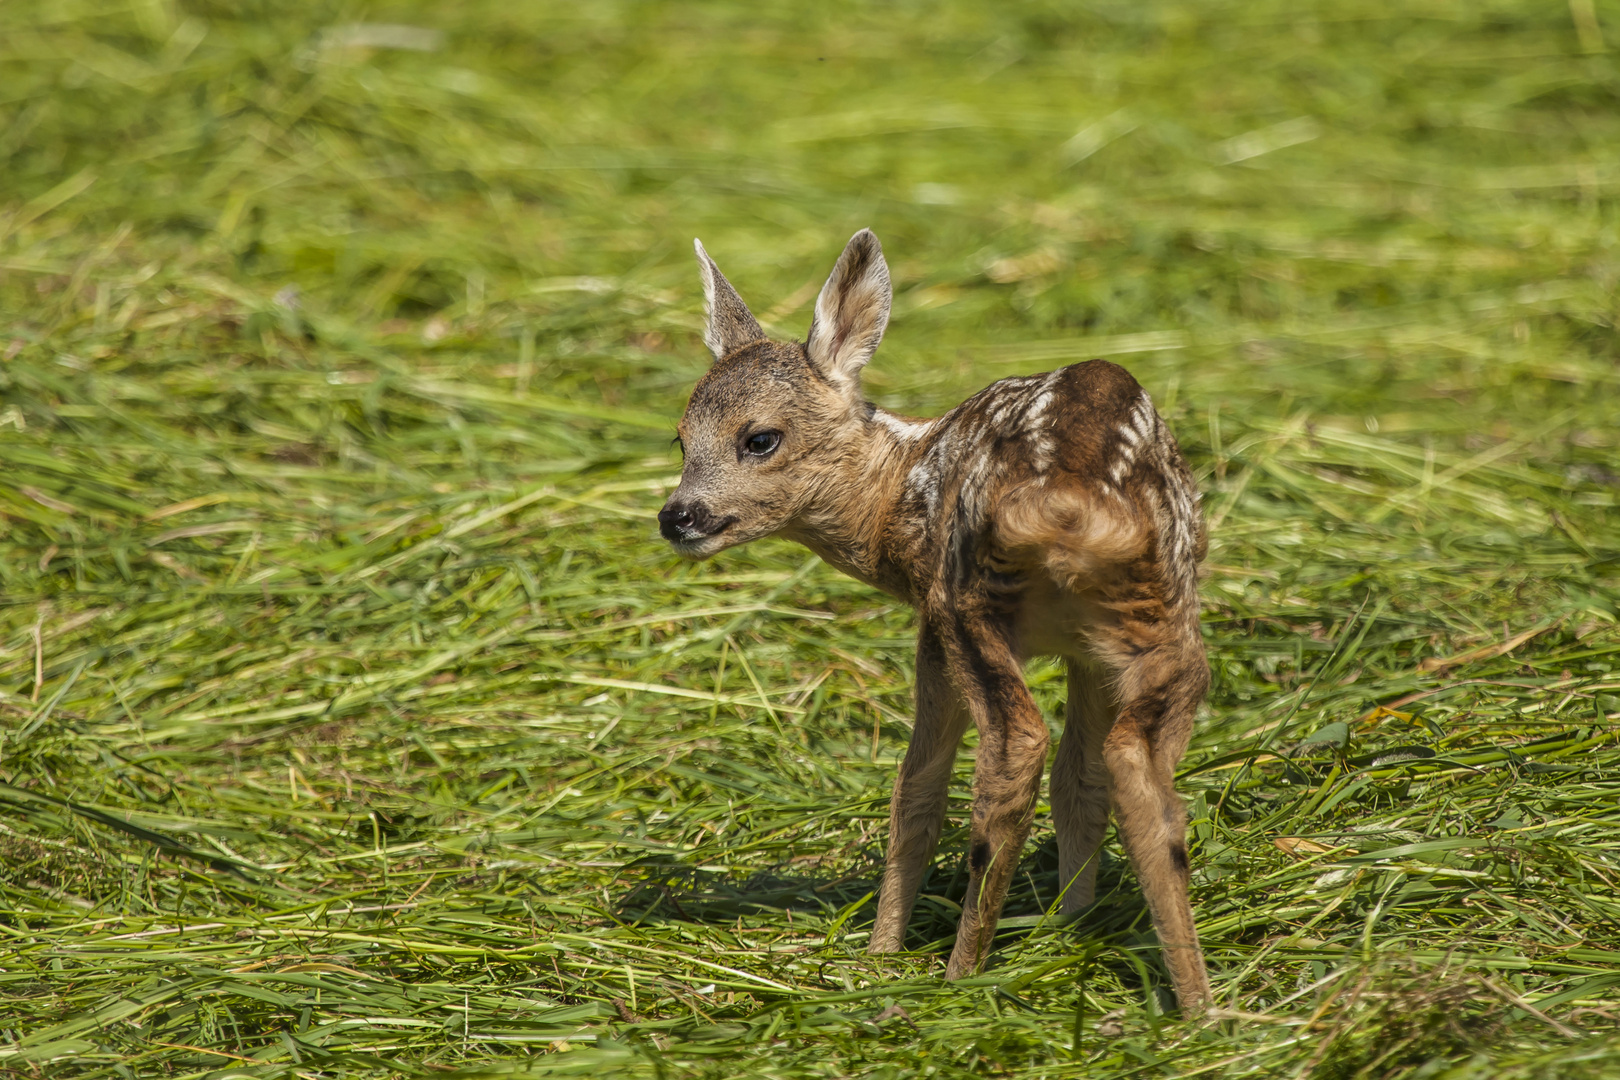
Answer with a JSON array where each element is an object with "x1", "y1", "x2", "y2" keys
[
  {"x1": 873, "y1": 410, "x2": 934, "y2": 441},
  {"x1": 1130, "y1": 394, "x2": 1156, "y2": 440},
  {"x1": 1003, "y1": 371, "x2": 1064, "y2": 471},
  {"x1": 1112, "y1": 438, "x2": 1138, "y2": 479},
  {"x1": 964, "y1": 445, "x2": 993, "y2": 494},
  {"x1": 907, "y1": 461, "x2": 941, "y2": 519},
  {"x1": 1105, "y1": 391, "x2": 1164, "y2": 488},
  {"x1": 904, "y1": 426, "x2": 957, "y2": 523},
  {"x1": 1032, "y1": 435, "x2": 1056, "y2": 471}
]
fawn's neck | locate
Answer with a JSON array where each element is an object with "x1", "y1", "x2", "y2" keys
[{"x1": 783, "y1": 406, "x2": 937, "y2": 603}]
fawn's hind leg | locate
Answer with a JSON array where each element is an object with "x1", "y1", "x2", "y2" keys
[
  {"x1": 941, "y1": 615, "x2": 1051, "y2": 980},
  {"x1": 1102, "y1": 638, "x2": 1212, "y2": 1012},
  {"x1": 870, "y1": 627, "x2": 970, "y2": 954},
  {"x1": 1050, "y1": 658, "x2": 1115, "y2": 913}
]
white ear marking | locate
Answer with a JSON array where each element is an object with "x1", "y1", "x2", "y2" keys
[{"x1": 693, "y1": 238, "x2": 763, "y2": 361}]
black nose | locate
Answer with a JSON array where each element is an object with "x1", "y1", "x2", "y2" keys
[{"x1": 658, "y1": 503, "x2": 696, "y2": 541}]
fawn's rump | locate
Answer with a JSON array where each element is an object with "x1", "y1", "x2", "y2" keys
[
  {"x1": 992, "y1": 476, "x2": 1204, "y2": 676},
  {"x1": 993, "y1": 480, "x2": 1151, "y2": 593}
]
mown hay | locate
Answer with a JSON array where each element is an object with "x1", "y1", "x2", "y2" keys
[{"x1": 1, "y1": 1, "x2": 1617, "y2": 1076}]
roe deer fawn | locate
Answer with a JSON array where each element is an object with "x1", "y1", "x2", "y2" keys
[{"x1": 658, "y1": 229, "x2": 1212, "y2": 1011}]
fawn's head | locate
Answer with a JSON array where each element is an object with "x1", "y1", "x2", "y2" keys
[{"x1": 659, "y1": 229, "x2": 892, "y2": 557}]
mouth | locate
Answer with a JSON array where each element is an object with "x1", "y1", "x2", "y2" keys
[{"x1": 663, "y1": 516, "x2": 738, "y2": 554}]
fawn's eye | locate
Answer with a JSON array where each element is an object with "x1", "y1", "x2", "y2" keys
[{"x1": 744, "y1": 431, "x2": 781, "y2": 457}]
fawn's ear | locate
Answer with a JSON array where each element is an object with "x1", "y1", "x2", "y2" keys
[
  {"x1": 694, "y1": 239, "x2": 764, "y2": 361},
  {"x1": 806, "y1": 229, "x2": 891, "y2": 396}
]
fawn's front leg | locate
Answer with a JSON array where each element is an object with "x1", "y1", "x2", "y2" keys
[
  {"x1": 870, "y1": 627, "x2": 970, "y2": 954},
  {"x1": 943, "y1": 619, "x2": 1050, "y2": 980}
]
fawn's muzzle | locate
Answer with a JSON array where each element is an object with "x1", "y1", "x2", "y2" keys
[{"x1": 658, "y1": 500, "x2": 734, "y2": 543}]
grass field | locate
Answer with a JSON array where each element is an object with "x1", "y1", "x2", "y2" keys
[{"x1": 2, "y1": 1, "x2": 1619, "y2": 1076}]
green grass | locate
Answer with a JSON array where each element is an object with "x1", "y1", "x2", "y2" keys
[{"x1": 2, "y1": 1, "x2": 1619, "y2": 1076}]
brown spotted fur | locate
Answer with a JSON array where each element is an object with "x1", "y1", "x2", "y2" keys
[{"x1": 658, "y1": 230, "x2": 1213, "y2": 1011}]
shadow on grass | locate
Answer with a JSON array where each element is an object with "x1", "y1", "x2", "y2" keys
[
  {"x1": 616, "y1": 833, "x2": 1154, "y2": 946},
  {"x1": 612, "y1": 838, "x2": 1191, "y2": 1015},
  {"x1": 617, "y1": 857, "x2": 878, "y2": 924}
]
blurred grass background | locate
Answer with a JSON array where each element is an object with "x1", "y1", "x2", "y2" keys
[{"x1": 1, "y1": 1, "x2": 1618, "y2": 1076}]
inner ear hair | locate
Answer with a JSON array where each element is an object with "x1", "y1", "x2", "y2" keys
[{"x1": 806, "y1": 228, "x2": 892, "y2": 393}]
